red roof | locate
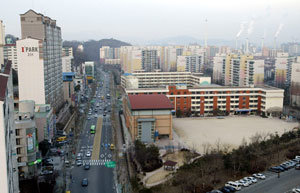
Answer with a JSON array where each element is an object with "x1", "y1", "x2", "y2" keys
[{"x1": 128, "y1": 94, "x2": 173, "y2": 110}]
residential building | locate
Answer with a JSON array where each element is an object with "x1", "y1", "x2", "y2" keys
[
  {"x1": 18, "y1": 10, "x2": 64, "y2": 111},
  {"x1": 121, "y1": 71, "x2": 211, "y2": 89},
  {"x1": 3, "y1": 44, "x2": 18, "y2": 71},
  {"x1": 83, "y1": 61, "x2": 94, "y2": 84},
  {"x1": 0, "y1": 20, "x2": 5, "y2": 67},
  {"x1": 123, "y1": 94, "x2": 173, "y2": 143},
  {"x1": 290, "y1": 56, "x2": 300, "y2": 107},
  {"x1": 74, "y1": 75, "x2": 84, "y2": 92},
  {"x1": 99, "y1": 46, "x2": 121, "y2": 64},
  {"x1": 124, "y1": 85, "x2": 284, "y2": 117},
  {"x1": 177, "y1": 55, "x2": 204, "y2": 73},
  {"x1": 142, "y1": 50, "x2": 159, "y2": 72},
  {"x1": 0, "y1": 62, "x2": 19, "y2": 193},
  {"x1": 62, "y1": 72, "x2": 75, "y2": 106},
  {"x1": 15, "y1": 100, "x2": 38, "y2": 180},
  {"x1": 62, "y1": 55, "x2": 73, "y2": 72},
  {"x1": 62, "y1": 47, "x2": 73, "y2": 57},
  {"x1": 213, "y1": 53, "x2": 226, "y2": 84},
  {"x1": 120, "y1": 46, "x2": 142, "y2": 73},
  {"x1": 35, "y1": 104, "x2": 55, "y2": 143},
  {"x1": 274, "y1": 52, "x2": 294, "y2": 89}
]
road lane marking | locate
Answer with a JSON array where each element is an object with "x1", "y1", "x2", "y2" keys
[{"x1": 91, "y1": 117, "x2": 103, "y2": 160}]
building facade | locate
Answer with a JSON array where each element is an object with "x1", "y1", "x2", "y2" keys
[
  {"x1": 62, "y1": 72, "x2": 75, "y2": 106},
  {"x1": 15, "y1": 100, "x2": 38, "y2": 180},
  {"x1": 19, "y1": 10, "x2": 64, "y2": 111},
  {"x1": 123, "y1": 94, "x2": 173, "y2": 143},
  {"x1": 142, "y1": 50, "x2": 159, "y2": 72},
  {"x1": 4, "y1": 44, "x2": 18, "y2": 71},
  {"x1": 0, "y1": 20, "x2": 5, "y2": 67},
  {"x1": 0, "y1": 62, "x2": 19, "y2": 193},
  {"x1": 35, "y1": 104, "x2": 55, "y2": 143},
  {"x1": 62, "y1": 47, "x2": 73, "y2": 57},
  {"x1": 125, "y1": 85, "x2": 284, "y2": 117},
  {"x1": 62, "y1": 55, "x2": 73, "y2": 73},
  {"x1": 83, "y1": 61, "x2": 94, "y2": 84},
  {"x1": 274, "y1": 52, "x2": 294, "y2": 89}
]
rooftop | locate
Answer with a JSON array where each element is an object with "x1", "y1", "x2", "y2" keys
[{"x1": 128, "y1": 94, "x2": 173, "y2": 110}]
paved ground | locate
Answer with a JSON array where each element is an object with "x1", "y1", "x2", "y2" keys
[
  {"x1": 173, "y1": 116, "x2": 299, "y2": 153},
  {"x1": 91, "y1": 117, "x2": 102, "y2": 160}
]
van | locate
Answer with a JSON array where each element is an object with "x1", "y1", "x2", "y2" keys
[
  {"x1": 225, "y1": 181, "x2": 241, "y2": 191},
  {"x1": 110, "y1": 144, "x2": 115, "y2": 150}
]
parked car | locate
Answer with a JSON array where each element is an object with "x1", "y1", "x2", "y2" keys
[
  {"x1": 295, "y1": 164, "x2": 300, "y2": 170},
  {"x1": 225, "y1": 181, "x2": 241, "y2": 191},
  {"x1": 209, "y1": 190, "x2": 223, "y2": 193},
  {"x1": 292, "y1": 188, "x2": 300, "y2": 193},
  {"x1": 268, "y1": 166, "x2": 284, "y2": 173},
  {"x1": 76, "y1": 160, "x2": 83, "y2": 166},
  {"x1": 219, "y1": 187, "x2": 231, "y2": 193},
  {"x1": 224, "y1": 186, "x2": 236, "y2": 192},
  {"x1": 239, "y1": 179, "x2": 249, "y2": 187},
  {"x1": 253, "y1": 173, "x2": 266, "y2": 179}
]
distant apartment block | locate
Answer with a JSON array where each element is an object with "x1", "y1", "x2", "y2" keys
[
  {"x1": 83, "y1": 61, "x2": 94, "y2": 84},
  {"x1": 0, "y1": 62, "x2": 19, "y2": 193},
  {"x1": 62, "y1": 55, "x2": 73, "y2": 72},
  {"x1": 4, "y1": 44, "x2": 18, "y2": 71},
  {"x1": 62, "y1": 47, "x2": 73, "y2": 57},
  {"x1": 142, "y1": 50, "x2": 159, "y2": 72},
  {"x1": 99, "y1": 46, "x2": 120, "y2": 64},
  {"x1": 120, "y1": 46, "x2": 142, "y2": 73},
  {"x1": 177, "y1": 55, "x2": 204, "y2": 73},
  {"x1": 0, "y1": 20, "x2": 5, "y2": 67},
  {"x1": 290, "y1": 56, "x2": 300, "y2": 107},
  {"x1": 274, "y1": 52, "x2": 294, "y2": 89},
  {"x1": 18, "y1": 10, "x2": 64, "y2": 111}
]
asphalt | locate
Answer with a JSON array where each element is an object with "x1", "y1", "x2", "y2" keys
[{"x1": 69, "y1": 69, "x2": 116, "y2": 193}]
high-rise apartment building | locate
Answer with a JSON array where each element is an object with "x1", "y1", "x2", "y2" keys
[
  {"x1": 274, "y1": 52, "x2": 294, "y2": 89},
  {"x1": 100, "y1": 46, "x2": 121, "y2": 64},
  {"x1": 177, "y1": 55, "x2": 204, "y2": 73},
  {"x1": 219, "y1": 54, "x2": 264, "y2": 86},
  {"x1": 62, "y1": 47, "x2": 73, "y2": 57},
  {"x1": 0, "y1": 20, "x2": 5, "y2": 67},
  {"x1": 120, "y1": 46, "x2": 142, "y2": 73},
  {"x1": 212, "y1": 53, "x2": 226, "y2": 84},
  {"x1": 62, "y1": 55, "x2": 73, "y2": 72},
  {"x1": 18, "y1": 10, "x2": 64, "y2": 111},
  {"x1": 291, "y1": 56, "x2": 300, "y2": 107},
  {"x1": 142, "y1": 50, "x2": 159, "y2": 72},
  {"x1": 4, "y1": 44, "x2": 18, "y2": 71},
  {"x1": 0, "y1": 62, "x2": 19, "y2": 193}
]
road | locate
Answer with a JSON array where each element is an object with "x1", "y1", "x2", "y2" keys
[
  {"x1": 70, "y1": 68, "x2": 116, "y2": 193},
  {"x1": 240, "y1": 169, "x2": 300, "y2": 193}
]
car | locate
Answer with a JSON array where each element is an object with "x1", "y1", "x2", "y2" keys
[
  {"x1": 76, "y1": 160, "x2": 83, "y2": 166},
  {"x1": 87, "y1": 117, "x2": 91, "y2": 120},
  {"x1": 209, "y1": 190, "x2": 223, "y2": 193},
  {"x1": 225, "y1": 181, "x2": 241, "y2": 191},
  {"x1": 253, "y1": 173, "x2": 266, "y2": 179},
  {"x1": 81, "y1": 178, "x2": 88, "y2": 187},
  {"x1": 292, "y1": 188, "x2": 300, "y2": 193},
  {"x1": 268, "y1": 166, "x2": 284, "y2": 173},
  {"x1": 246, "y1": 176, "x2": 257, "y2": 183},
  {"x1": 239, "y1": 179, "x2": 249, "y2": 187},
  {"x1": 296, "y1": 164, "x2": 300, "y2": 170},
  {"x1": 84, "y1": 163, "x2": 90, "y2": 170},
  {"x1": 242, "y1": 177, "x2": 253, "y2": 185},
  {"x1": 219, "y1": 187, "x2": 231, "y2": 193},
  {"x1": 224, "y1": 186, "x2": 236, "y2": 192},
  {"x1": 86, "y1": 151, "x2": 91, "y2": 157}
]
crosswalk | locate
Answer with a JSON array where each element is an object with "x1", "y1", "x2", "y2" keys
[{"x1": 83, "y1": 159, "x2": 112, "y2": 166}]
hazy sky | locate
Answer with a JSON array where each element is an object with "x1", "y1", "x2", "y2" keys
[{"x1": 1, "y1": 0, "x2": 300, "y2": 45}]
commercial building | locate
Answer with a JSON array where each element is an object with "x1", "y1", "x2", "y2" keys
[
  {"x1": 18, "y1": 10, "x2": 64, "y2": 111},
  {"x1": 0, "y1": 62, "x2": 19, "y2": 193},
  {"x1": 4, "y1": 44, "x2": 18, "y2": 71},
  {"x1": 124, "y1": 84, "x2": 284, "y2": 117},
  {"x1": 15, "y1": 100, "x2": 38, "y2": 180},
  {"x1": 121, "y1": 71, "x2": 211, "y2": 89},
  {"x1": 35, "y1": 104, "x2": 55, "y2": 143},
  {"x1": 0, "y1": 20, "x2": 5, "y2": 67},
  {"x1": 123, "y1": 94, "x2": 173, "y2": 143},
  {"x1": 62, "y1": 72, "x2": 75, "y2": 106}
]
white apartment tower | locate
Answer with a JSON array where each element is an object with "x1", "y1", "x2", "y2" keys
[
  {"x1": 4, "y1": 44, "x2": 18, "y2": 71},
  {"x1": 0, "y1": 62, "x2": 19, "y2": 193},
  {"x1": 18, "y1": 10, "x2": 64, "y2": 111},
  {"x1": 0, "y1": 20, "x2": 5, "y2": 67}
]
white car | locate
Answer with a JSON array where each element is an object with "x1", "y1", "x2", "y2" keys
[
  {"x1": 253, "y1": 173, "x2": 266, "y2": 180},
  {"x1": 86, "y1": 151, "x2": 91, "y2": 157},
  {"x1": 225, "y1": 181, "x2": 241, "y2": 191},
  {"x1": 239, "y1": 179, "x2": 250, "y2": 187},
  {"x1": 243, "y1": 177, "x2": 253, "y2": 185},
  {"x1": 292, "y1": 188, "x2": 300, "y2": 193}
]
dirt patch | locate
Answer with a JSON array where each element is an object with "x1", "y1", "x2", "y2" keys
[{"x1": 145, "y1": 170, "x2": 171, "y2": 184}]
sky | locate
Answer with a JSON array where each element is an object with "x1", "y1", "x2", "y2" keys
[{"x1": 1, "y1": 0, "x2": 300, "y2": 46}]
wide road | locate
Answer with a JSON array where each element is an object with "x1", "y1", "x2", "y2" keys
[
  {"x1": 70, "y1": 68, "x2": 115, "y2": 193},
  {"x1": 240, "y1": 169, "x2": 300, "y2": 193}
]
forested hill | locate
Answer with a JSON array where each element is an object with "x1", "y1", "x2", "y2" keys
[{"x1": 63, "y1": 38, "x2": 131, "y2": 64}]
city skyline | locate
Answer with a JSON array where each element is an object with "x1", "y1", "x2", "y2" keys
[{"x1": 1, "y1": 0, "x2": 300, "y2": 46}]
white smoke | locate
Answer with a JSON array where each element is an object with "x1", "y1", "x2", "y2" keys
[
  {"x1": 275, "y1": 23, "x2": 284, "y2": 38},
  {"x1": 236, "y1": 22, "x2": 246, "y2": 38},
  {"x1": 247, "y1": 20, "x2": 254, "y2": 36}
]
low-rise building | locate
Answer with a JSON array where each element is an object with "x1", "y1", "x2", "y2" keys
[
  {"x1": 123, "y1": 94, "x2": 173, "y2": 143},
  {"x1": 35, "y1": 104, "x2": 55, "y2": 143},
  {"x1": 15, "y1": 100, "x2": 38, "y2": 180}
]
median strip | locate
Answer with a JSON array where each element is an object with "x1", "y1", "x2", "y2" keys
[{"x1": 91, "y1": 117, "x2": 103, "y2": 160}]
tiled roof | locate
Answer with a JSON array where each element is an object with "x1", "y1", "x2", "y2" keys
[{"x1": 128, "y1": 94, "x2": 173, "y2": 110}]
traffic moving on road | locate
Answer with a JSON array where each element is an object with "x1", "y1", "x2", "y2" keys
[{"x1": 69, "y1": 67, "x2": 116, "y2": 193}]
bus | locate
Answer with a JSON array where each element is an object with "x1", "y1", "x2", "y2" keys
[{"x1": 90, "y1": 125, "x2": 95, "y2": 134}]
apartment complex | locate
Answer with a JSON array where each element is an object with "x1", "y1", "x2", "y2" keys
[
  {"x1": 125, "y1": 85, "x2": 284, "y2": 117},
  {"x1": 99, "y1": 46, "x2": 120, "y2": 64},
  {"x1": 290, "y1": 56, "x2": 300, "y2": 107},
  {"x1": 62, "y1": 47, "x2": 73, "y2": 57},
  {"x1": 18, "y1": 10, "x2": 64, "y2": 111},
  {"x1": 123, "y1": 94, "x2": 173, "y2": 142},
  {"x1": 274, "y1": 52, "x2": 294, "y2": 88},
  {"x1": 121, "y1": 71, "x2": 211, "y2": 89},
  {"x1": 213, "y1": 54, "x2": 264, "y2": 86},
  {"x1": 15, "y1": 100, "x2": 38, "y2": 180},
  {"x1": 120, "y1": 46, "x2": 142, "y2": 73},
  {"x1": 83, "y1": 61, "x2": 94, "y2": 84},
  {"x1": 0, "y1": 20, "x2": 5, "y2": 67},
  {"x1": 0, "y1": 62, "x2": 19, "y2": 193},
  {"x1": 177, "y1": 55, "x2": 204, "y2": 73},
  {"x1": 142, "y1": 50, "x2": 159, "y2": 72},
  {"x1": 62, "y1": 55, "x2": 73, "y2": 72},
  {"x1": 4, "y1": 44, "x2": 18, "y2": 70}
]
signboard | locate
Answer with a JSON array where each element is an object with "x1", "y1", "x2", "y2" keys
[
  {"x1": 105, "y1": 161, "x2": 116, "y2": 168},
  {"x1": 27, "y1": 133, "x2": 34, "y2": 152}
]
